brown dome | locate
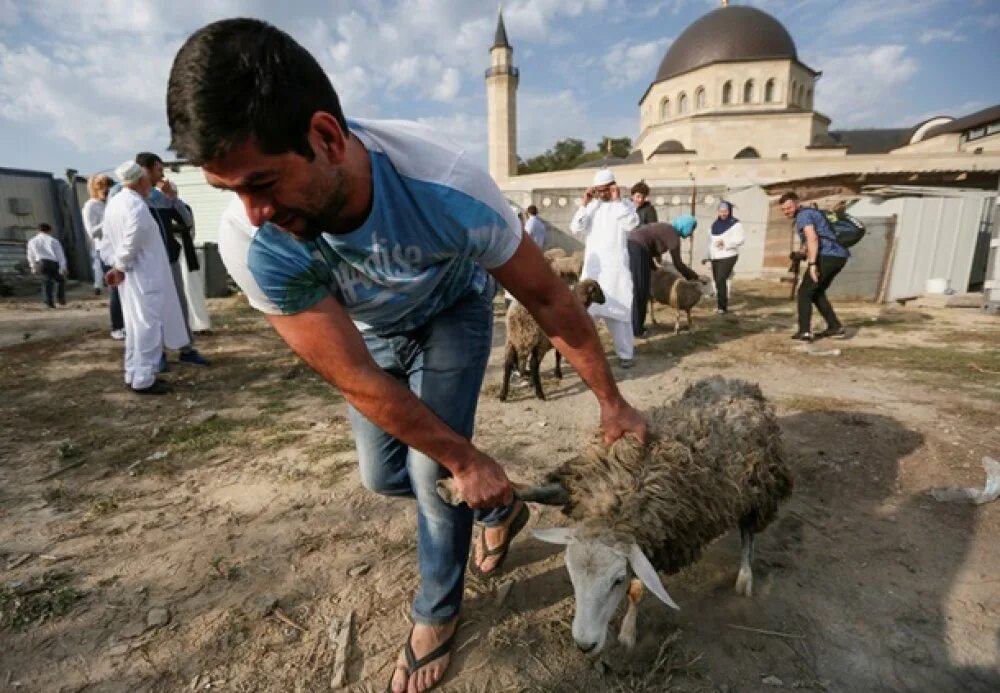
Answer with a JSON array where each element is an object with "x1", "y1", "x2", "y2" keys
[{"x1": 654, "y1": 6, "x2": 798, "y2": 82}]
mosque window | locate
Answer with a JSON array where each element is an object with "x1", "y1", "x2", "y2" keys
[
  {"x1": 660, "y1": 98, "x2": 670, "y2": 120},
  {"x1": 678, "y1": 92, "x2": 688, "y2": 114},
  {"x1": 743, "y1": 79, "x2": 755, "y2": 103},
  {"x1": 790, "y1": 80, "x2": 797, "y2": 104},
  {"x1": 805, "y1": 88, "x2": 813, "y2": 108},
  {"x1": 797, "y1": 85, "x2": 804, "y2": 105},
  {"x1": 764, "y1": 79, "x2": 775, "y2": 103},
  {"x1": 695, "y1": 87, "x2": 706, "y2": 110},
  {"x1": 722, "y1": 81, "x2": 732, "y2": 105},
  {"x1": 735, "y1": 146, "x2": 760, "y2": 159}
]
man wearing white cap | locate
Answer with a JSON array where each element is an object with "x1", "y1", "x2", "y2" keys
[
  {"x1": 570, "y1": 168, "x2": 640, "y2": 367},
  {"x1": 102, "y1": 161, "x2": 189, "y2": 394}
]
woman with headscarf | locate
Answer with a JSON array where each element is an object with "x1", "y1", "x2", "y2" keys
[
  {"x1": 83, "y1": 174, "x2": 125, "y2": 339},
  {"x1": 708, "y1": 200, "x2": 745, "y2": 314}
]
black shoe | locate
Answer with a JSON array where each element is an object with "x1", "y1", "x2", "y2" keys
[
  {"x1": 133, "y1": 379, "x2": 172, "y2": 395},
  {"x1": 791, "y1": 332, "x2": 813, "y2": 342},
  {"x1": 94, "y1": 288, "x2": 102, "y2": 296},
  {"x1": 817, "y1": 326, "x2": 847, "y2": 339}
]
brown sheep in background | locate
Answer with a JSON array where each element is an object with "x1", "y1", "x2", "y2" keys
[
  {"x1": 500, "y1": 279, "x2": 605, "y2": 401},
  {"x1": 649, "y1": 268, "x2": 713, "y2": 333}
]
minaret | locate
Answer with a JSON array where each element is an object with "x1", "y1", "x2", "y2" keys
[{"x1": 486, "y1": 10, "x2": 518, "y2": 181}]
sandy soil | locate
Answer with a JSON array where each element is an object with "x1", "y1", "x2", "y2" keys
[{"x1": 1, "y1": 282, "x2": 998, "y2": 692}]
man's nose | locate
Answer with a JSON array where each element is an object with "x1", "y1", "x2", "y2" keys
[{"x1": 242, "y1": 195, "x2": 274, "y2": 227}]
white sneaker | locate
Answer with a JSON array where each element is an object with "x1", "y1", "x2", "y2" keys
[{"x1": 110, "y1": 329, "x2": 125, "y2": 340}]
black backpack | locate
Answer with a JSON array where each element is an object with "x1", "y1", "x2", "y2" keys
[{"x1": 821, "y1": 208, "x2": 866, "y2": 248}]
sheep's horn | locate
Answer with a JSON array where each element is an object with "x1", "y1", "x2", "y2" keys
[{"x1": 436, "y1": 479, "x2": 569, "y2": 507}]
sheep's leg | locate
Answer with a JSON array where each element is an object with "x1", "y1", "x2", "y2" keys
[
  {"x1": 649, "y1": 296, "x2": 657, "y2": 325},
  {"x1": 687, "y1": 309, "x2": 694, "y2": 333},
  {"x1": 673, "y1": 309, "x2": 681, "y2": 334},
  {"x1": 618, "y1": 578, "x2": 643, "y2": 649},
  {"x1": 554, "y1": 350, "x2": 563, "y2": 379},
  {"x1": 735, "y1": 525, "x2": 755, "y2": 597},
  {"x1": 499, "y1": 346, "x2": 516, "y2": 402},
  {"x1": 529, "y1": 349, "x2": 545, "y2": 400}
]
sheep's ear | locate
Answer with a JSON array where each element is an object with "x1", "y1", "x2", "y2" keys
[
  {"x1": 531, "y1": 527, "x2": 577, "y2": 545},
  {"x1": 628, "y1": 544, "x2": 680, "y2": 611}
]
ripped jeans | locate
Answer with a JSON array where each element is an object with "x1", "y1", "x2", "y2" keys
[{"x1": 348, "y1": 283, "x2": 513, "y2": 625}]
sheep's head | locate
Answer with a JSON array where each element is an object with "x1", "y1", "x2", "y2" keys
[
  {"x1": 575, "y1": 279, "x2": 606, "y2": 308},
  {"x1": 695, "y1": 275, "x2": 716, "y2": 298},
  {"x1": 532, "y1": 525, "x2": 679, "y2": 655}
]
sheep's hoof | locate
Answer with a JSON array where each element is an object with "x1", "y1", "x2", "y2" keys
[{"x1": 734, "y1": 569, "x2": 753, "y2": 597}]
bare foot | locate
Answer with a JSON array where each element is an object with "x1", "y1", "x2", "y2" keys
[
  {"x1": 389, "y1": 618, "x2": 458, "y2": 693},
  {"x1": 474, "y1": 501, "x2": 524, "y2": 575}
]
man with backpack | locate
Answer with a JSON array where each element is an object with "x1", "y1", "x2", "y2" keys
[{"x1": 780, "y1": 191, "x2": 849, "y2": 342}]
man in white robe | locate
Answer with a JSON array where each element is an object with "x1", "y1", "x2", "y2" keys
[
  {"x1": 103, "y1": 161, "x2": 189, "y2": 394},
  {"x1": 570, "y1": 168, "x2": 640, "y2": 367}
]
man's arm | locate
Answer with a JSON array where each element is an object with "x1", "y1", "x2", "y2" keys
[
  {"x1": 668, "y1": 247, "x2": 700, "y2": 281},
  {"x1": 266, "y1": 297, "x2": 512, "y2": 508},
  {"x1": 490, "y1": 235, "x2": 647, "y2": 444}
]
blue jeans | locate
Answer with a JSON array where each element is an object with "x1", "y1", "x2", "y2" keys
[{"x1": 348, "y1": 283, "x2": 512, "y2": 625}]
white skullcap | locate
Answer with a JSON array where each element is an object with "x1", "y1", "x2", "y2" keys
[
  {"x1": 593, "y1": 168, "x2": 615, "y2": 186},
  {"x1": 115, "y1": 160, "x2": 145, "y2": 185}
]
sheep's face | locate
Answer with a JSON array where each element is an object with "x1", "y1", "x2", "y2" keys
[
  {"x1": 695, "y1": 275, "x2": 716, "y2": 298},
  {"x1": 533, "y1": 527, "x2": 680, "y2": 655},
  {"x1": 565, "y1": 538, "x2": 629, "y2": 654}
]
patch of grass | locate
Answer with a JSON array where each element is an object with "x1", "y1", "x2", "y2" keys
[
  {"x1": 0, "y1": 571, "x2": 83, "y2": 631},
  {"x1": 260, "y1": 431, "x2": 305, "y2": 451},
  {"x1": 780, "y1": 395, "x2": 859, "y2": 413},
  {"x1": 861, "y1": 312, "x2": 933, "y2": 332},
  {"x1": 86, "y1": 496, "x2": 118, "y2": 518},
  {"x1": 304, "y1": 437, "x2": 357, "y2": 465},
  {"x1": 166, "y1": 415, "x2": 260, "y2": 454},
  {"x1": 841, "y1": 345, "x2": 1000, "y2": 379}
]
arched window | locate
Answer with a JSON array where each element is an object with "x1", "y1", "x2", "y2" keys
[
  {"x1": 743, "y1": 79, "x2": 755, "y2": 103},
  {"x1": 722, "y1": 80, "x2": 732, "y2": 105},
  {"x1": 805, "y1": 88, "x2": 813, "y2": 108},
  {"x1": 695, "y1": 86, "x2": 706, "y2": 110},
  {"x1": 790, "y1": 80, "x2": 798, "y2": 104},
  {"x1": 660, "y1": 98, "x2": 670, "y2": 120},
  {"x1": 678, "y1": 92, "x2": 688, "y2": 114},
  {"x1": 797, "y1": 85, "x2": 804, "y2": 106},
  {"x1": 735, "y1": 146, "x2": 760, "y2": 159},
  {"x1": 764, "y1": 78, "x2": 775, "y2": 103}
]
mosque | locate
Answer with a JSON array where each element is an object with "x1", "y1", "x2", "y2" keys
[{"x1": 485, "y1": 3, "x2": 1000, "y2": 297}]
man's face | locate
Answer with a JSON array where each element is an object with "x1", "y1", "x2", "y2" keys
[
  {"x1": 202, "y1": 139, "x2": 347, "y2": 242},
  {"x1": 781, "y1": 199, "x2": 798, "y2": 219},
  {"x1": 143, "y1": 161, "x2": 165, "y2": 186},
  {"x1": 631, "y1": 192, "x2": 647, "y2": 206},
  {"x1": 593, "y1": 183, "x2": 613, "y2": 202}
]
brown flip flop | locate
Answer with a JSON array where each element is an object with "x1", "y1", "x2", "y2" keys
[{"x1": 470, "y1": 501, "x2": 530, "y2": 579}]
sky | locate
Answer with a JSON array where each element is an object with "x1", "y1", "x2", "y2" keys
[{"x1": 0, "y1": 0, "x2": 997, "y2": 177}]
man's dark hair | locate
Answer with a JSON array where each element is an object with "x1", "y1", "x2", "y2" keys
[
  {"x1": 39, "y1": 223, "x2": 52, "y2": 233},
  {"x1": 526, "y1": 205, "x2": 538, "y2": 215},
  {"x1": 135, "y1": 152, "x2": 163, "y2": 169},
  {"x1": 630, "y1": 181, "x2": 650, "y2": 196},
  {"x1": 167, "y1": 18, "x2": 348, "y2": 165},
  {"x1": 778, "y1": 191, "x2": 799, "y2": 205}
]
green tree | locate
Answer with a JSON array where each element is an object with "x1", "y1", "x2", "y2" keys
[{"x1": 517, "y1": 136, "x2": 633, "y2": 174}]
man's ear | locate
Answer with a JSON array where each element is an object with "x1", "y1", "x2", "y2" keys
[{"x1": 309, "y1": 112, "x2": 348, "y2": 164}]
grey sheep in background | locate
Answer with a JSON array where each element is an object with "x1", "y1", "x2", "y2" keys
[
  {"x1": 500, "y1": 279, "x2": 605, "y2": 402},
  {"x1": 649, "y1": 268, "x2": 713, "y2": 333},
  {"x1": 548, "y1": 251, "x2": 585, "y2": 285},
  {"x1": 526, "y1": 376, "x2": 793, "y2": 654}
]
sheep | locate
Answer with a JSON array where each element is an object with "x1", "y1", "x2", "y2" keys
[
  {"x1": 548, "y1": 251, "x2": 585, "y2": 285},
  {"x1": 524, "y1": 377, "x2": 792, "y2": 654},
  {"x1": 499, "y1": 279, "x2": 605, "y2": 402},
  {"x1": 649, "y1": 269, "x2": 714, "y2": 333}
]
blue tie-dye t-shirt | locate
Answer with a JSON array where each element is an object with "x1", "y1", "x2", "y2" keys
[{"x1": 218, "y1": 119, "x2": 522, "y2": 335}]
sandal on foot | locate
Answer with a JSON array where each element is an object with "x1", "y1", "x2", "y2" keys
[
  {"x1": 470, "y1": 501, "x2": 530, "y2": 579},
  {"x1": 385, "y1": 624, "x2": 458, "y2": 693}
]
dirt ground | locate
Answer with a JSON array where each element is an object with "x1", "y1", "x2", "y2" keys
[{"x1": 1, "y1": 280, "x2": 998, "y2": 693}]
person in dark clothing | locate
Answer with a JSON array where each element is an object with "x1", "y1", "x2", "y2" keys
[
  {"x1": 630, "y1": 181, "x2": 658, "y2": 226},
  {"x1": 780, "y1": 191, "x2": 850, "y2": 342},
  {"x1": 626, "y1": 216, "x2": 699, "y2": 336}
]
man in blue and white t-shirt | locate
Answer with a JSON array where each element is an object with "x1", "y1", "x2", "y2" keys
[
  {"x1": 167, "y1": 18, "x2": 647, "y2": 692},
  {"x1": 780, "y1": 191, "x2": 850, "y2": 342}
]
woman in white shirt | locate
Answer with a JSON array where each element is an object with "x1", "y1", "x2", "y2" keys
[
  {"x1": 83, "y1": 174, "x2": 125, "y2": 338},
  {"x1": 708, "y1": 200, "x2": 745, "y2": 314}
]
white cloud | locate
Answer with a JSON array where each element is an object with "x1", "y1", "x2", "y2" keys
[
  {"x1": 918, "y1": 28, "x2": 964, "y2": 43},
  {"x1": 822, "y1": 0, "x2": 941, "y2": 35},
  {"x1": 602, "y1": 38, "x2": 672, "y2": 87},
  {"x1": 809, "y1": 45, "x2": 918, "y2": 125},
  {"x1": 518, "y1": 88, "x2": 637, "y2": 159},
  {"x1": 0, "y1": 0, "x2": 19, "y2": 26}
]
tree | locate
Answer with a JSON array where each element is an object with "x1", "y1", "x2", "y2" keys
[{"x1": 517, "y1": 136, "x2": 632, "y2": 174}]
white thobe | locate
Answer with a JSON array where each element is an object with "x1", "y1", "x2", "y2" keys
[{"x1": 103, "y1": 188, "x2": 189, "y2": 389}]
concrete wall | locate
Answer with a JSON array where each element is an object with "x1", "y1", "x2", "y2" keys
[
  {"x1": 825, "y1": 216, "x2": 893, "y2": 301},
  {"x1": 0, "y1": 168, "x2": 61, "y2": 243},
  {"x1": 167, "y1": 164, "x2": 236, "y2": 246}
]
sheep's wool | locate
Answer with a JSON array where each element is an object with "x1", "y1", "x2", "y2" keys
[{"x1": 548, "y1": 376, "x2": 793, "y2": 574}]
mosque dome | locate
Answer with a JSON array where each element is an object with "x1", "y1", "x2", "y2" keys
[{"x1": 654, "y1": 6, "x2": 798, "y2": 83}]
